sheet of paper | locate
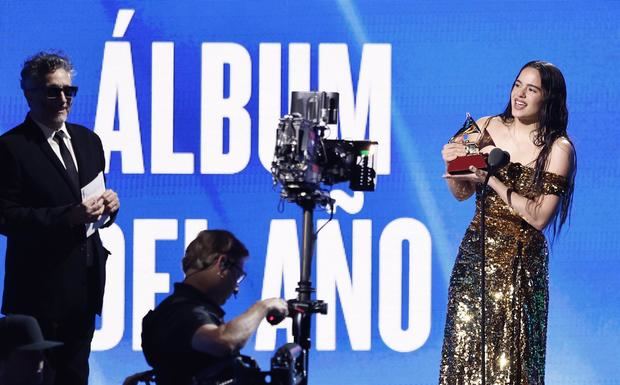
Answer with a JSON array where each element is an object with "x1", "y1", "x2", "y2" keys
[{"x1": 81, "y1": 171, "x2": 109, "y2": 237}]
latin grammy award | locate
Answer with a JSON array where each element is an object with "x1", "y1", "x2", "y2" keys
[{"x1": 447, "y1": 113, "x2": 489, "y2": 175}]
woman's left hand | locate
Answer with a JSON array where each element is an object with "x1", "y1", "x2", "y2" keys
[{"x1": 443, "y1": 165, "x2": 488, "y2": 183}]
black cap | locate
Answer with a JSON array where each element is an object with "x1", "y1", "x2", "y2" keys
[{"x1": 0, "y1": 315, "x2": 63, "y2": 353}]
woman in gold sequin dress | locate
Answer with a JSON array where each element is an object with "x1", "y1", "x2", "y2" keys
[{"x1": 439, "y1": 61, "x2": 576, "y2": 385}]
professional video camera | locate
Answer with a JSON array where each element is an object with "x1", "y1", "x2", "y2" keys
[{"x1": 271, "y1": 91, "x2": 378, "y2": 207}]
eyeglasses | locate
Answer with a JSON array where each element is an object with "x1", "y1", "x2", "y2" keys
[
  {"x1": 29, "y1": 85, "x2": 78, "y2": 100},
  {"x1": 228, "y1": 263, "x2": 247, "y2": 285},
  {"x1": 186, "y1": 256, "x2": 247, "y2": 285}
]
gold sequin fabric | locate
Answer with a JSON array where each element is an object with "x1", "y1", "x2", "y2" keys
[{"x1": 439, "y1": 162, "x2": 568, "y2": 385}]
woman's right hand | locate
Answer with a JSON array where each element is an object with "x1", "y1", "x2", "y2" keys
[
  {"x1": 441, "y1": 143, "x2": 477, "y2": 201},
  {"x1": 441, "y1": 143, "x2": 467, "y2": 165}
]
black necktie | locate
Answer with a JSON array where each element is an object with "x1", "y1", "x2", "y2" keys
[{"x1": 53, "y1": 131, "x2": 80, "y2": 189}]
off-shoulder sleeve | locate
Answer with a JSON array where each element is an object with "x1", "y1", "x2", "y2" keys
[{"x1": 541, "y1": 172, "x2": 569, "y2": 196}]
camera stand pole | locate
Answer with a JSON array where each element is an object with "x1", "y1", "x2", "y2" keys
[{"x1": 292, "y1": 200, "x2": 316, "y2": 385}]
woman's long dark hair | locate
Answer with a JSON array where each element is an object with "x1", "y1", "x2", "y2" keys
[{"x1": 498, "y1": 60, "x2": 576, "y2": 238}]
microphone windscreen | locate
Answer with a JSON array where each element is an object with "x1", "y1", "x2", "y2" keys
[{"x1": 488, "y1": 148, "x2": 510, "y2": 169}]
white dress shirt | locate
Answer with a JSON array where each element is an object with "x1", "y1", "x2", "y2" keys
[{"x1": 32, "y1": 117, "x2": 80, "y2": 172}]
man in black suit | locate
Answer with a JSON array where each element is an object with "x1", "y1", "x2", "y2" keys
[{"x1": 0, "y1": 51, "x2": 120, "y2": 385}]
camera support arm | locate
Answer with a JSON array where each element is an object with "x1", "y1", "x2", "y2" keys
[
  {"x1": 265, "y1": 200, "x2": 328, "y2": 385},
  {"x1": 294, "y1": 201, "x2": 326, "y2": 385}
]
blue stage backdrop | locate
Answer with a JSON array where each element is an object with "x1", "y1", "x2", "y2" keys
[{"x1": 1, "y1": 1, "x2": 618, "y2": 384}]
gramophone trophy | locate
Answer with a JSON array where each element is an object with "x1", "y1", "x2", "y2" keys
[{"x1": 446, "y1": 113, "x2": 488, "y2": 175}]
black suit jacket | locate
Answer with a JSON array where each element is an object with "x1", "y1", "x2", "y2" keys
[{"x1": 0, "y1": 116, "x2": 115, "y2": 319}]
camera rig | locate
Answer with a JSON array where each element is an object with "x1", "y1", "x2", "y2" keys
[{"x1": 266, "y1": 91, "x2": 378, "y2": 385}]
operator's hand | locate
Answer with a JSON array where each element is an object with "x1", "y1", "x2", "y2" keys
[
  {"x1": 263, "y1": 298, "x2": 289, "y2": 325},
  {"x1": 263, "y1": 298, "x2": 288, "y2": 315}
]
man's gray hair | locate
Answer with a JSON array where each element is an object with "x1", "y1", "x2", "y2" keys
[{"x1": 20, "y1": 51, "x2": 74, "y2": 90}]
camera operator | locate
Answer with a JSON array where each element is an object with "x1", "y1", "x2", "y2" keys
[{"x1": 141, "y1": 230, "x2": 288, "y2": 385}]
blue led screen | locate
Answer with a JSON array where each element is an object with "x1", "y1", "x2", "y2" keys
[{"x1": 0, "y1": 1, "x2": 618, "y2": 384}]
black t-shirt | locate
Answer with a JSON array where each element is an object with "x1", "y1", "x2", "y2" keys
[{"x1": 141, "y1": 282, "x2": 229, "y2": 385}]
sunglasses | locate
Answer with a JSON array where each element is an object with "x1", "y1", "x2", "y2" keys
[{"x1": 29, "y1": 85, "x2": 79, "y2": 100}]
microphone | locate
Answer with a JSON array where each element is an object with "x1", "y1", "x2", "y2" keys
[{"x1": 487, "y1": 148, "x2": 510, "y2": 175}]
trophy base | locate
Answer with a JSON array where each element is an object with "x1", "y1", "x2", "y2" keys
[{"x1": 447, "y1": 154, "x2": 488, "y2": 175}]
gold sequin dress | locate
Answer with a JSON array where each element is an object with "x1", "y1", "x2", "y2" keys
[{"x1": 439, "y1": 162, "x2": 568, "y2": 385}]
